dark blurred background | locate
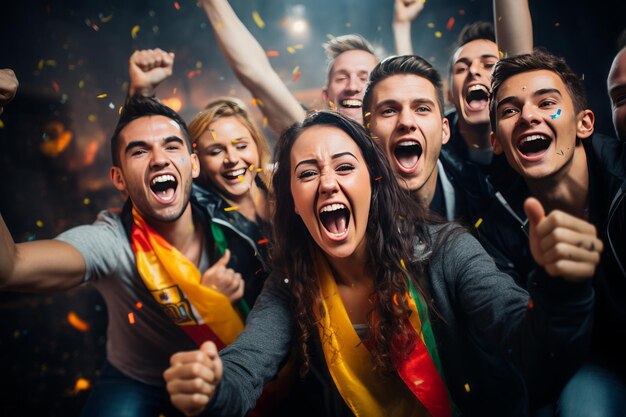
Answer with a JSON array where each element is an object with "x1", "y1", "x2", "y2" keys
[{"x1": 0, "y1": 0, "x2": 624, "y2": 415}]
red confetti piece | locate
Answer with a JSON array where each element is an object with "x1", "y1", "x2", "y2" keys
[
  {"x1": 458, "y1": 9, "x2": 465, "y2": 15},
  {"x1": 174, "y1": 1, "x2": 180, "y2": 10},
  {"x1": 52, "y1": 81, "x2": 60, "y2": 93},
  {"x1": 292, "y1": 72, "x2": 301, "y2": 82},
  {"x1": 257, "y1": 238, "x2": 269, "y2": 245},
  {"x1": 374, "y1": 176, "x2": 382, "y2": 181},
  {"x1": 128, "y1": 312, "x2": 136, "y2": 324},
  {"x1": 446, "y1": 17, "x2": 455, "y2": 31},
  {"x1": 528, "y1": 299, "x2": 534, "y2": 309},
  {"x1": 67, "y1": 311, "x2": 89, "y2": 332},
  {"x1": 187, "y1": 69, "x2": 202, "y2": 79},
  {"x1": 266, "y1": 50, "x2": 280, "y2": 57}
]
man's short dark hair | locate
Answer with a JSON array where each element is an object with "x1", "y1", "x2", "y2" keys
[
  {"x1": 363, "y1": 55, "x2": 445, "y2": 120},
  {"x1": 617, "y1": 28, "x2": 626, "y2": 51},
  {"x1": 110, "y1": 95, "x2": 192, "y2": 166},
  {"x1": 489, "y1": 49, "x2": 588, "y2": 131}
]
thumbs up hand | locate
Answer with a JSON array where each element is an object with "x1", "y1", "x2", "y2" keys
[
  {"x1": 201, "y1": 249, "x2": 245, "y2": 302},
  {"x1": 524, "y1": 197, "x2": 603, "y2": 281}
]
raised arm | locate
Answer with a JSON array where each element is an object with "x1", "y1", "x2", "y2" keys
[
  {"x1": 200, "y1": 0, "x2": 305, "y2": 134},
  {"x1": 128, "y1": 48, "x2": 175, "y2": 98},
  {"x1": 0, "y1": 214, "x2": 86, "y2": 291},
  {"x1": 392, "y1": 0, "x2": 424, "y2": 56},
  {"x1": 493, "y1": 0, "x2": 533, "y2": 56}
]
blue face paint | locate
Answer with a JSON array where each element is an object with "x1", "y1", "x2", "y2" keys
[
  {"x1": 550, "y1": 109, "x2": 562, "y2": 119},
  {"x1": 179, "y1": 157, "x2": 186, "y2": 164}
]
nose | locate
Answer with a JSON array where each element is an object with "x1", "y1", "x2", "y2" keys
[
  {"x1": 469, "y1": 59, "x2": 483, "y2": 78},
  {"x1": 150, "y1": 146, "x2": 170, "y2": 168},
  {"x1": 345, "y1": 74, "x2": 362, "y2": 95},
  {"x1": 397, "y1": 108, "x2": 417, "y2": 133},
  {"x1": 517, "y1": 103, "x2": 541, "y2": 126},
  {"x1": 224, "y1": 147, "x2": 239, "y2": 165},
  {"x1": 319, "y1": 171, "x2": 339, "y2": 196}
]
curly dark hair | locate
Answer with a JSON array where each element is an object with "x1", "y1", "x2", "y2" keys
[{"x1": 271, "y1": 110, "x2": 438, "y2": 374}]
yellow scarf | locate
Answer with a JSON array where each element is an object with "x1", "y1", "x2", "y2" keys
[
  {"x1": 313, "y1": 250, "x2": 451, "y2": 417},
  {"x1": 131, "y1": 208, "x2": 243, "y2": 348}
]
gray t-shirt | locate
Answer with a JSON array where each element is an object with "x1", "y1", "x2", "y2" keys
[{"x1": 56, "y1": 209, "x2": 207, "y2": 386}]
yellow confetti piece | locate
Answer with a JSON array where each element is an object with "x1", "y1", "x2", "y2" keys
[
  {"x1": 128, "y1": 312, "x2": 136, "y2": 324},
  {"x1": 224, "y1": 206, "x2": 239, "y2": 212},
  {"x1": 96, "y1": 93, "x2": 108, "y2": 99},
  {"x1": 256, "y1": 168, "x2": 263, "y2": 172},
  {"x1": 36, "y1": 220, "x2": 44, "y2": 228},
  {"x1": 427, "y1": 22, "x2": 435, "y2": 28},
  {"x1": 119, "y1": 106, "x2": 124, "y2": 115},
  {"x1": 262, "y1": 117, "x2": 268, "y2": 128},
  {"x1": 46, "y1": 59, "x2": 57, "y2": 67},
  {"x1": 287, "y1": 46, "x2": 296, "y2": 54},
  {"x1": 464, "y1": 383, "x2": 471, "y2": 393},
  {"x1": 67, "y1": 311, "x2": 89, "y2": 332},
  {"x1": 74, "y1": 378, "x2": 91, "y2": 392},
  {"x1": 435, "y1": 31, "x2": 442, "y2": 38},
  {"x1": 292, "y1": 65, "x2": 300, "y2": 75},
  {"x1": 88, "y1": 114, "x2": 97, "y2": 122},
  {"x1": 83, "y1": 198, "x2": 91, "y2": 205},
  {"x1": 215, "y1": 21, "x2": 223, "y2": 30},
  {"x1": 248, "y1": 164, "x2": 255, "y2": 171},
  {"x1": 252, "y1": 11, "x2": 265, "y2": 28},
  {"x1": 400, "y1": 259, "x2": 406, "y2": 270},
  {"x1": 37, "y1": 59, "x2": 45, "y2": 70},
  {"x1": 0, "y1": 120, "x2": 4, "y2": 129},
  {"x1": 131, "y1": 25, "x2": 140, "y2": 39},
  {"x1": 231, "y1": 138, "x2": 241, "y2": 144},
  {"x1": 328, "y1": 100, "x2": 337, "y2": 110},
  {"x1": 237, "y1": 175, "x2": 245, "y2": 183},
  {"x1": 499, "y1": 50, "x2": 505, "y2": 58},
  {"x1": 78, "y1": 80, "x2": 85, "y2": 89},
  {"x1": 100, "y1": 14, "x2": 113, "y2": 23},
  {"x1": 209, "y1": 128, "x2": 217, "y2": 141},
  {"x1": 474, "y1": 218, "x2": 483, "y2": 229}
]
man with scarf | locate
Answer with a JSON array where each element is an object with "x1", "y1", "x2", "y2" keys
[{"x1": 0, "y1": 85, "x2": 249, "y2": 416}]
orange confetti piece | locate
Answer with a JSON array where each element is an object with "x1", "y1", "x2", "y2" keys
[
  {"x1": 224, "y1": 206, "x2": 239, "y2": 212},
  {"x1": 393, "y1": 293, "x2": 400, "y2": 305},
  {"x1": 187, "y1": 69, "x2": 202, "y2": 79},
  {"x1": 174, "y1": 1, "x2": 180, "y2": 10},
  {"x1": 131, "y1": 25, "x2": 140, "y2": 39},
  {"x1": 266, "y1": 50, "x2": 279, "y2": 57},
  {"x1": 97, "y1": 93, "x2": 108, "y2": 99},
  {"x1": 257, "y1": 238, "x2": 269, "y2": 245},
  {"x1": 135, "y1": 302, "x2": 143, "y2": 309},
  {"x1": 292, "y1": 72, "x2": 301, "y2": 82},
  {"x1": 128, "y1": 312, "x2": 136, "y2": 324},
  {"x1": 464, "y1": 383, "x2": 470, "y2": 392},
  {"x1": 67, "y1": 311, "x2": 90, "y2": 332},
  {"x1": 74, "y1": 378, "x2": 91, "y2": 393},
  {"x1": 446, "y1": 17, "x2": 455, "y2": 30},
  {"x1": 252, "y1": 11, "x2": 265, "y2": 28}
]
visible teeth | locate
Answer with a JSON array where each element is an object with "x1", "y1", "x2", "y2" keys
[
  {"x1": 398, "y1": 140, "x2": 419, "y2": 147},
  {"x1": 468, "y1": 84, "x2": 489, "y2": 94},
  {"x1": 340, "y1": 99, "x2": 362, "y2": 108},
  {"x1": 320, "y1": 203, "x2": 346, "y2": 213},
  {"x1": 520, "y1": 134, "x2": 549, "y2": 144},
  {"x1": 151, "y1": 174, "x2": 175, "y2": 185},
  {"x1": 228, "y1": 169, "x2": 246, "y2": 177}
]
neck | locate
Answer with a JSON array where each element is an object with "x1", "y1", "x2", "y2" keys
[
  {"x1": 526, "y1": 146, "x2": 590, "y2": 219},
  {"x1": 150, "y1": 204, "x2": 204, "y2": 263},
  {"x1": 458, "y1": 118, "x2": 492, "y2": 150},
  {"x1": 326, "y1": 243, "x2": 373, "y2": 288},
  {"x1": 224, "y1": 180, "x2": 269, "y2": 223},
  {"x1": 413, "y1": 165, "x2": 439, "y2": 208}
]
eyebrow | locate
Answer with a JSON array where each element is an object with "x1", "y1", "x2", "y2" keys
[
  {"x1": 375, "y1": 98, "x2": 435, "y2": 109},
  {"x1": 496, "y1": 88, "x2": 563, "y2": 109},
  {"x1": 294, "y1": 151, "x2": 358, "y2": 172},
  {"x1": 125, "y1": 136, "x2": 185, "y2": 154},
  {"x1": 454, "y1": 54, "x2": 499, "y2": 65}
]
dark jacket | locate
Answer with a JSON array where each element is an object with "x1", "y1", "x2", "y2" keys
[
  {"x1": 474, "y1": 134, "x2": 626, "y2": 403},
  {"x1": 191, "y1": 183, "x2": 270, "y2": 309}
]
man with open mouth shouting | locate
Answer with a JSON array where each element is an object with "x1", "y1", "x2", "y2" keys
[
  {"x1": 0, "y1": 93, "x2": 250, "y2": 417},
  {"x1": 476, "y1": 49, "x2": 626, "y2": 414}
]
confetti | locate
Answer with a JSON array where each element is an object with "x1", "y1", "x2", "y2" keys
[
  {"x1": 224, "y1": 206, "x2": 238, "y2": 212},
  {"x1": 252, "y1": 11, "x2": 265, "y2": 28},
  {"x1": 292, "y1": 72, "x2": 301, "y2": 82},
  {"x1": 210, "y1": 128, "x2": 217, "y2": 141},
  {"x1": 248, "y1": 164, "x2": 255, "y2": 171},
  {"x1": 74, "y1": 378, "x2": 91, "y2": 393},
  {"x1": 78, "y1": 80, "x2": 85, "y2": 89},
  {"x1": 292, "y1": 65, "x2": 300, "y2": 75},
  {"x1": 128, "y1": 312, "x2": 136, "y2": 324},
  {"x1": 83, "y1": 198, "x2": 91, "y2": 205},
  {"x1": 0, "y1": 120, "x2": 4, "y2": 129},
  {"x1": 67, "y1": 311, "x2": 89, "y2": 332},
  {"x1": 400, "y1": 259, "x2": 406, "y2": 270},
  {"x1": 446, "y1": 17, "x2": 455, "y2": 31},
  {"x1": 257, "y1": 238, "x2": 269, "y2": 245},
  {"x1": 464, "y1": 383, "x2": 471, "y2": 392},
  {"x1": 427, "y1": 22, "x2": 435, "y2": 29},
  {"x1": 96, "y1": 93, "x2": 107, "y2": 99},
  {"x1": 100, "y1": 14, "x2": 113, "y2": 23},
  {"x1": 393, "y1": 293, "x2": 400, "y2": 305},
  {"x1": 237, "y1": 175, "x2": 245, "y2": 183},
  {"x1": 266, "y1": 50, "x2": 280, "y2": 57},
  {"x1": 36, "y1": 220, "x2": 44, "y2": 228},
  {"x1": 328, "y1": 100, "x2": 336, "y2": 110},
  {"x1": 413, "y1": 379, "x2": 423, "y2": 386},
  {"x1": 458, "y1": 9, "x2": 465, "y2": 15},
  {"x1": 88, "y1": 114, "x2": 97, "y2": 122},
  {"x1": 52, "y1": 81, "x2": 60, "y2": 93},
  {"x1": 287, "y1": 46, "x2": 296, "y2": 54},
  {"x1": 187, "y1": 69, "x2": 202, "y2": 79},
  {"x1": 435, "y1": 31, "x2": 442, "y2": 38},
  {"x1": 474, "y1": 218, "x2": 483, "y2": 229},
  {"x1": 174, "y1": 1, "x2": 180, "y2": 10},
  {"x1": 550, "y1": 109, "x2": 562, "y2": 119},
  {"x1": 135, "y1": 302, "x2": 143, "y2": 309},
  {"x1": 527, "y1": 299, "x2": 534, "y2": 309},
  {"x1": 499, "y1": 50, "x2": 505, "y2": 58},
  {"x1": 326, "y1": 33, "x2": 335, "y2": 40},
  {"x1": 256, "y1": 168, "x2": 263, "y2": 172},
  {"x1": 131, "y1": 25, "x2": 140, "y2": 39},
  {"x1": 374, "y1": 176, "x2": 382, "y2": 181}
]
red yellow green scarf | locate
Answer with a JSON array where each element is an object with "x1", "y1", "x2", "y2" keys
[
  {"x1": 313, "y1": 250, "x2": 452, "y2": 417},
  {"x1": 130, "y1": 208, "x2": 244, "y2": 349}
]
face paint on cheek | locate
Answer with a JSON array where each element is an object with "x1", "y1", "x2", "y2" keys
[
  {"x1": 550, "y1": 109, "x2": 562, "y2": 120},
  {"x1": 179, "y1": 157, "x2": 186, "y2": 164}
]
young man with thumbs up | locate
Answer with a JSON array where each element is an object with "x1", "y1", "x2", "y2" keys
[{"x1": 480, "y1": 49, "x2": 626, "y2": 414}]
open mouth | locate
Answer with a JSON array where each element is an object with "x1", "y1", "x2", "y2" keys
[
  {"x1": 319, "y1": 203, "x2": 350, "y2": 237},
  {"x1": 340, "y1": 99, "x2": 362, "y2": 109},
  {"x1": 394, "y1": 140, "x2": 423, "y2": 171},
  {"x1": 223, "y1": 168, "x2": 246, "y2": 181},
  {"x1": 150, "y1": 174, "x2": 178, "y2": 203},
  {"x1": 516, "y1": 134, "x2": 552, "y2": 157},
  {"x1": 465, "y1": 84, "x2": 489, "y2": 111}
]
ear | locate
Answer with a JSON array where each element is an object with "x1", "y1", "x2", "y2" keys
[
  {"x1": 446, "y1": 86, "x2": 453, "y2": 104},
  {"x1": 490, "y1": 131, "x2": 503, "y2": 154},
  {"x1": 576, "y1": 109, "x2": 595, "y2": 140},
  {"x1": 191, "y1": 153, "x2": 200, "y2": 179},
  {"x1": 110, "y1": 166, "x2": 126, "y2": 192},
  {"x1": 441, "y1": 117, "x2": 451, "y2": 145},
  {"x1": 322, "y1": 87, "x2": 331, "y2": 106}
]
